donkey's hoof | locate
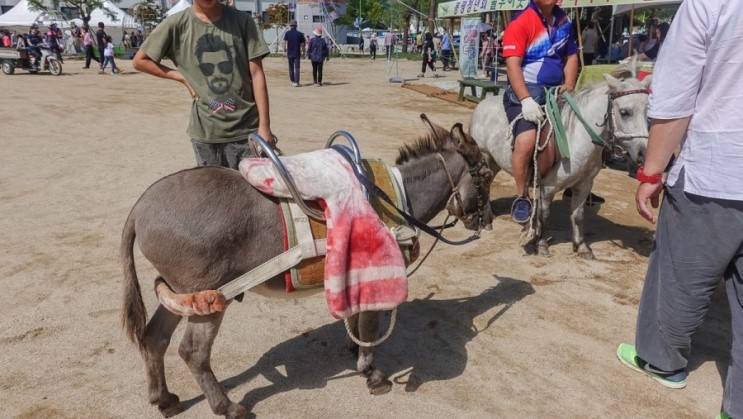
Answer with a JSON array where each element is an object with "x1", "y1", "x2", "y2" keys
[
  {"x1": 366, "y1": 369, "x2": 392, "y2": 395},
  {"x1": 537, "y1": 243, "x2": 551, "y2": 257},
  {"x1": 157, "y1": 394, "x2": 183, "y2": 418},
  {"x1": 578, "y1": 249, "x2": 595, "y2": 260},
  {"x1": 225, "y1": 403, "x2": 248, "y2": 419}
]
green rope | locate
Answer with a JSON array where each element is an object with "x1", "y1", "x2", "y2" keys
[{"x1": 543, "y1": 86, "x2": 606, "y2": 159}]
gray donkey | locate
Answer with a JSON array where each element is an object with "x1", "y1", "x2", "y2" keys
[{"x1": 121, "y1": 116, "x2": 494, "y2": 418}]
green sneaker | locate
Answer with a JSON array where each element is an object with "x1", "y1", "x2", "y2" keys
[
  {"x1": 715, "y1": 412, "x2": 732, "y2": 419},
  {"x1": 616, "y1": 343, "x2": 687, "y2": 389}
]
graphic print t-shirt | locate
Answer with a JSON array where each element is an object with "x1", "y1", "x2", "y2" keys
[
  {"x1": 502, "y1": 2, "x2": 577, "y2": 87},
  {"x1": 141, "y1": 7, "x2": 270, "y2": 143}
]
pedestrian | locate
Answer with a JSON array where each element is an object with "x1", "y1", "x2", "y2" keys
[
  {"x1": 82, "y1": 26, "x2": 99, "y2": 69},
  {"x1": 369, "y1": 34, "x2": 377, "y2": 60},
  {"x1": 440, "y1": 27, "x2": 452, "y2": 71},
  {"x1": 417, "y1": 32, "x2": 438, "y2": 78},
  {"x1": 99, "y1": 35, "x2": 119, "y2": 75},
  {"x1": 358, "y1": 35, "x2": 364, "y2": 53},
  {"x1": 95, "y1": 22, "x2": 107, "y2": 70},
  {"x1": 616, "y1": 2, "x2": 743, "y2": 418},
  {"x1": 384, "y1": 31, "x2": 394, "y2": 60},
  {"x1": 69, "y1": 22, "x2": 82, "y2": 53},
  {"x1": 282, "y1": 20, "x2": 305, "y2": 87},
  {"x1": 581, "y1": 21, "x2": 598, "y2": 66},
  {"x1": 306, "y1": 26, "x2": 329, "y2": 86},
  {"x1": 415, "y1": 32, "x2": 422, "y2": 54},
  {"x1": 132, "y1": 0, "x2": 276, "y2": 169},
  {"x1": 1, "y1": 30, "x2": 10, "y2": 47},
  {"x1": 501, "y1": 0, "x2": 578, "y2": 224}
]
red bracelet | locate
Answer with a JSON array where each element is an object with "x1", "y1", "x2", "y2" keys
[{"x1": 636, "y1": 166, "x2": 662, "y2": 184}]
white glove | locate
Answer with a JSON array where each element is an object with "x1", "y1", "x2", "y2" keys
[{"x1": 520, "y1": 97, "x2": 545, "y2": 123}]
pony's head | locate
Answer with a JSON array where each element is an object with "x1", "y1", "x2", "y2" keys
[{"x1": 602, "y1": 60, "x2": 653, "y2": 170}]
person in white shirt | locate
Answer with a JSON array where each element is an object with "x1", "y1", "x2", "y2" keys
[
  {"x1": 99, "y1": 35, "x2": 119, "y2": 75},
  {"x1": 616, "y1": 2, "x2": 743, "y2": 417}
]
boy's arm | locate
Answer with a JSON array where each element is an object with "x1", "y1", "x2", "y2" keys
[
  {"x1": 249, "y1": 57, "x2": 275, "y2": 148},
  {"x1": 132, "y1": 49, "x2": 197, "y2": 99}
]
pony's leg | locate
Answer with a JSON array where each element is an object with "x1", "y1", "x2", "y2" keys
[
  {"x1": 357, "y1": 311, "x2": 392, "y2": 395},
  {"x1": 536, "y1": 188, "x2": 556, "y2": 257},
  {"x1": 568, "y1": 182, "x2": 594, "y2": 260},
  {"x1": 142, "y1": 304, "x2": 183, "y2": 417},
  {"x1": 178, "y1": 310, "x2": 247, "y2": 419}
]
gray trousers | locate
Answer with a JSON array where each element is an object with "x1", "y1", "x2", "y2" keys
[
  {"x1": 635, "y1": 172, "x2": 743, "y2": 416},
  {"x1": 191, "y1": 139, "x2": 253, "y2": 170}
]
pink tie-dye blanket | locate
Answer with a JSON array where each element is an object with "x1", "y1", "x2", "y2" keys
[{"x1": 239, "y1": 149, "x2": 408, "y2": 319}]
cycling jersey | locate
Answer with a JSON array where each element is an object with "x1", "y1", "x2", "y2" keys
[{"x1": 502, "y1": 1, "x2": 577, "y2": 87}]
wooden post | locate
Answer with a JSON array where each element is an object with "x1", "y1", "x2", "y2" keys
[
  {"x1": 627, "y1": 4, "x2": 635, "y2": 55},
  {"x1": 576, "y1": 8, "x2": 584, "y2": 68}
]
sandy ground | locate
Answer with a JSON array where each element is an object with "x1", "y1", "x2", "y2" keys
[{"x1": 0, "y1": 55, "x2": 731, "y2": 418}]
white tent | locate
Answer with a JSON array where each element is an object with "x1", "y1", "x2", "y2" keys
[
  {"x1": 79, "y1": 0, "x2": 137, "y2": 28},
  {"x1": 0, "y1": 0, "x2": 69, "y2": 27},
  {"x1": 614, "y1": 1, "x2": 681, "y2": 15},
  {"x1": 166, "y1": 0, "x2": 192, "y2": 17}
]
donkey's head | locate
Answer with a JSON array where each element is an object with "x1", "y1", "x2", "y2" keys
[
  {"x1": 420, "y1": 115, "x2": 495, "y2": 231},
  {"x1": 603, "y1": 66, "x2": 653, "y2": 170}
]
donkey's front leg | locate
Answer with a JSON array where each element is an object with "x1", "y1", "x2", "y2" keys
[
  {"x1": 143, "y1": 304, "x2": 183, "y2": 418},
  {"x1": 568, "y1": 183, "x2": 594, "y2": 259},
  {"x1": 536, "y1": 190, "x2": 555, "y2": 257},
  {"x1": 357, "y1": 311, "x2": 392, "y2": 395},
  {"x1": 179, "y1": 310, "x2": 247, "y2": 419}
]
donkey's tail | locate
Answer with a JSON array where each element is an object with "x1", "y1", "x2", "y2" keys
[{"x1": 121, "y1": 212, "x2": 147, "y2": 350}]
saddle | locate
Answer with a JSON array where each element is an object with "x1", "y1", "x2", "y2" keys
[{"x1": 279, "y1": 158, "x2": 419, "y2": 292}]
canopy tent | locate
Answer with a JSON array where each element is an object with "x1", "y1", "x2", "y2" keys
[
  {"x1": 614, "y1": 0, "x2": 680, "y2": 15},
  {"x1": 166, "y1": 0, "x2": 192, "y2": 17},
  {"x1": 71, "y1": 1, "x2": 137, "y2": 28},
  {"x1": 0, "y1": 0, "x2": 70, "y2": 27}
]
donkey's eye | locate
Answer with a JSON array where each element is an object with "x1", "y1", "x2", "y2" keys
[{"x1": 619, "y1": 108, "x2": 631, "y2": 118}]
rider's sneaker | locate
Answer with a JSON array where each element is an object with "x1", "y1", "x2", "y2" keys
[
  {"x1": 511, "y1": 197, "x2": 532, "y2": 224},
  {"x1": 616, "y1": 343, "x2": 687, "y2": 389}
]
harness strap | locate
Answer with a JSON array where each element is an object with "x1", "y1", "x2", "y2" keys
[{"x1": 546, "y1": 86, "x2": 607, "y2": 154}]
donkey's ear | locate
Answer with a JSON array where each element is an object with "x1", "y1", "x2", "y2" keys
[
  {"x1": 420, "y1": 114, "x2": 448, "y2": 143},
  {"x1": 641, "y1": 75, "x2": 653, "y2": 88},
  {"x1": 452, "y1": 123, "x2": 478, "y2": 154},
  {"x1": 603, "y1": 73, "x2": 622, "y2": 91}
]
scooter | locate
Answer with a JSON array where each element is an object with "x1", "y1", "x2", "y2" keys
[{"x1": 0, "y1": 43, "x2": 62, "y2": 76}]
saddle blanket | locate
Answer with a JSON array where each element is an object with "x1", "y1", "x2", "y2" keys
[{"x1": 239, "y1": 149, "x2": 408, "y2": 319}]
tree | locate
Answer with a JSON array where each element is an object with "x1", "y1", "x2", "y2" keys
[
  {"x1": 28, "y1": 0, "x2": 122, "y2": 28},
  {"x1": 258, "y1": 3, "x2": 289, "y2": 52}
]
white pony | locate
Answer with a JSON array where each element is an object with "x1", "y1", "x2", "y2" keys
[{"x1": 470, "y1": 62, "x2": 652, "y2": 259}]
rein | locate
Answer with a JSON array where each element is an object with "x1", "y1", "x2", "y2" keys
[{"x1": 332, "y1": 145, "x2": 488, "y2": 246}]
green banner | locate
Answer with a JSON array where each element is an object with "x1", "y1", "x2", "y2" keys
[{"x1": 438, "y1": 0, "x2": 678, "y2": 18}]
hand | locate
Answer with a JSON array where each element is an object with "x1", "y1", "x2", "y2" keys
[
  {"x1": 558, "y1": 84, "x2": 575, "y2": 94},
  {"x1": 258, "y1": 127, "x2": 276, "y2": 149},
  {"x1": 635, "y1": 181, "x2": 663, "y2": 223},
  {"x1": 520, "y1": 97, "x2": 544, "y2": 123}
]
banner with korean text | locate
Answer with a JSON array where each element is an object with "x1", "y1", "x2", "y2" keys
[
  {"x1": 438, "y1": 0, "x2": 678, "y2": 18},
  {"x1": 459, "y1": 17, "x2": 481, "y2": 79}
]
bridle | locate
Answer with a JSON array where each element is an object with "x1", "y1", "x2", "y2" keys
[
  {"x1": 597, "y1": 88, "x2": 650, "y2": 156},
  {"x1": 436, "y1": 150, "x2": 493, "y2": 234}
]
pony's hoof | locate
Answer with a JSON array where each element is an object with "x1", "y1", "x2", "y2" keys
[
  {"x1": 225, "y1": 403, "x2": 248, "y2": 419},
  {"x1": 157, "y1": 394, "x2": 183, "y2": 418},
  {"x1": 366, "y1": 369, "x2": 392, "y2": 395},
  {"x1": 537, "y1": 245, "x2": 551, "y2": 258}
]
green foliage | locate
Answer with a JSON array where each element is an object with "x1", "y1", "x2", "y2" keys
[
  {"x1": 129, "y1": 0, "x2": 165, "y2": 30},
  {"x1": 338, "y1": 0, "x2": 414, "y2": 30},
  {"x1": 27, "y1": 0, "x2": 122, "y2": 26},
  {"x1": 258, "y1": 3, "x2": 289, "y2": 31}
]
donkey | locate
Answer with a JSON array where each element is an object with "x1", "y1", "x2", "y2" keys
[
  {"x1": 121, "y1": 115, "x2": 495, "y2": 418},
  {"x1": 470, "y1": 62, "x2": 651, "y2": 259}
]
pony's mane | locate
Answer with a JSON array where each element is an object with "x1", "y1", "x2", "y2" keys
[
  {"x1": 395, "y1": 130, "x2": 453, "y2": 165},
  {"x1": 610, "y1": 57, "x2": 643, "y2": 79}
]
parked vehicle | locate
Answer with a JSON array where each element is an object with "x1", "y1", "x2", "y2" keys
[{"x1": 0, "y1": 44, "x2": 62, "y2": 76}]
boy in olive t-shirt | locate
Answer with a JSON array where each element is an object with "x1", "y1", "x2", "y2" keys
[{"x1": 133, "y1": 0, "x2": 274, "y2": 169}]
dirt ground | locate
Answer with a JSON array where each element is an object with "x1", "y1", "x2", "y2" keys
[{"x1": 0, "y1": 55, "x2": 730, "y2": 418}]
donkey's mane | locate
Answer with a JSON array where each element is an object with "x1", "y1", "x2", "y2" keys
[{"x1": 395, "y1": 130, "x2": 453, "y2": 165}]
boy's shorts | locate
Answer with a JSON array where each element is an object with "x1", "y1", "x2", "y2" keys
[
  {"x1": 503, "y1": 83, "x2": 548, "y2": 138},
  {"x1": 191, "y1": 139, "x2": 254, "y2": 170}
]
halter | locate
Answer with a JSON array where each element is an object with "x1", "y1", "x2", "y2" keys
[
  {"x1": 598, "y1": 88, "x2": 650, "y2": 155},
  {"x1": 435, "y1": 151, "x2": 492, "y2": 234}
]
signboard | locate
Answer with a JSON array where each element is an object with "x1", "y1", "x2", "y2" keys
[
  {"x1": 438, "y1": 0, "x2": 678, "y2": 18},
  {"x1": 459, "y1": 17, "x2": 480, "y2": 79}
]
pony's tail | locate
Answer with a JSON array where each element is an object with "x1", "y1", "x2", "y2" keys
[{"x1": 121, "y1": 212, "x2": 147, "y2": 351}]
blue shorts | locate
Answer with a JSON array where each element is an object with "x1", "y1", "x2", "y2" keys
[{"x1": 503, "y1": 83, "x2": 548, "y2": 138}]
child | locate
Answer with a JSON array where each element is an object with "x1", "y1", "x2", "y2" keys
[{"x1": 100, "y1": 35, "x2": 118, "y2": 75}]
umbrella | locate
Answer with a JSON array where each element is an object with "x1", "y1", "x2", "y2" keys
[{"x1": 478, "y1": 22, "x2": 492, "y2": 32}]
